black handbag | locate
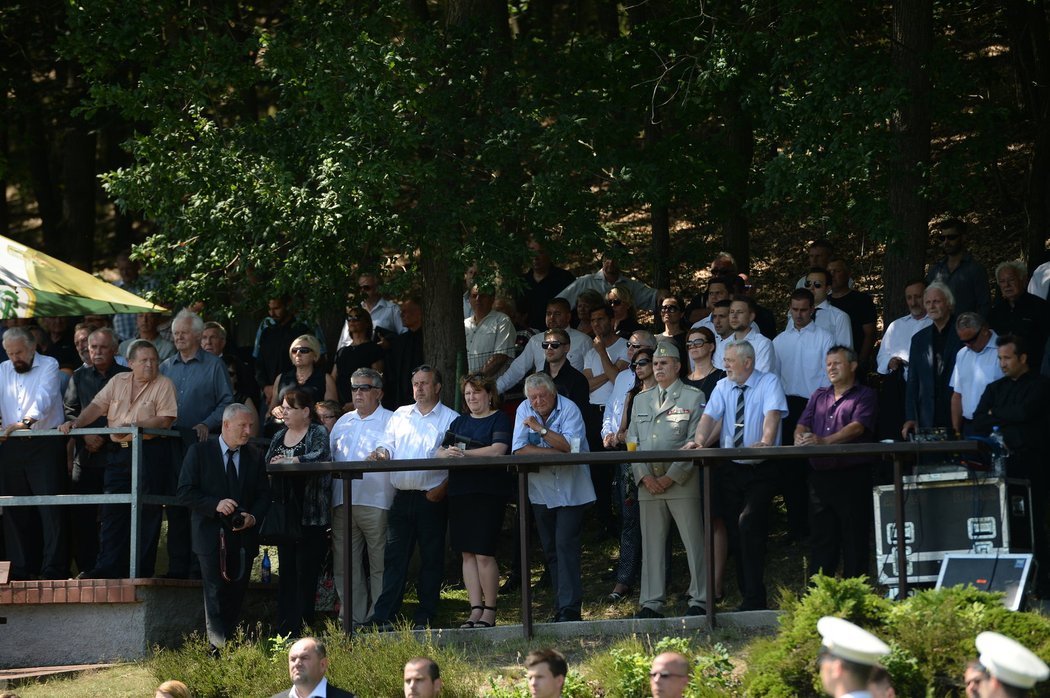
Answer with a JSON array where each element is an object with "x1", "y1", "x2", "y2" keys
[{"x1": 258, "y1": 484, "x2": 302, "y2": 544}]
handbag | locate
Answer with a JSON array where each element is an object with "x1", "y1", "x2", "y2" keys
[{"x1": 258, "y1": 483, "x2": 302, "y2": 544}]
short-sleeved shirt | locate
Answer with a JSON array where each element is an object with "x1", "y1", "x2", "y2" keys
[
  {"x1": 583, "y1": 337, "x2": 628, "y2": 405},
  {"x1": 90, "y1": 372, "x2": 178, "y2": 440},
  {"x1": 798, "y1": 383, "x2": 877, "y2": 469},
  {"x1": 704, "y1": 370, "x2": 787, "y2": 462},
  {"x1": 464, "y1": 310, "x2": 516, "y2": 374},
  {"x1": 948, "y1": 332, "x2": 1001, "y2": 420},
  {"x1": 512, "y1": 394, "x2": 595, "y2": 508}
]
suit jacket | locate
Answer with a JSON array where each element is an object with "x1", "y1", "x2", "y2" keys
[
  {"x1": 627, "y1": 379, "x2": 704, "y2": 499},
  {"x1": 177, "y1": 439, "x2": 271, "y2": 556},
  {"x1": 904, "y1": 321, "x2": 962, "y2": 429},
  {"x1": 267, "y1": 683, "x2": 356, "y2": 698}
]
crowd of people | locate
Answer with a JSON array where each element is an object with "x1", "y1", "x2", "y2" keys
[{"x1": 2, "y1": 218, "x2": 1050, "y2": 643}]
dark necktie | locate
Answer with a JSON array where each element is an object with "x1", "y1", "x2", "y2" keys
[
  {"x1": 226, "y1": 449, "x2": 239, "y2": 497},
  {"x1": 733, "y1": 385, "x2": 747, "y2": 447}
]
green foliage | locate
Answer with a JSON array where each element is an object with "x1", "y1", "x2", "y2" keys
[
  {"x1": 742, "y1": 576, "x2": 1050, "y2": 697},
  {"x1": 151, "y1": 621, "x2": 480, "y2": 698}
]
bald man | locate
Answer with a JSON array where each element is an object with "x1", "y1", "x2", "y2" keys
[{"x1": 648, "y1": 652, "x2": 691, "y2": 698}]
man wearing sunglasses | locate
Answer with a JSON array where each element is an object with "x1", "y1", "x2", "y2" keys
[
  {"x1": 496, "y1": 298, "x2": 591, "y2": 396},
  {"x1": 926, "y1": 218, "x2": 990, "y2": 318},
  {"x1": 800, "y1": 268, "x2": 853, "y2": 350}
]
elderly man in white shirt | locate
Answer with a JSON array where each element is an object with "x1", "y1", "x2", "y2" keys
[
  {"x1": 949, "y1": 313, "x2": 1000, "y2": 436},
  {"x1": 513, "y1": 372, "x2": 595, "y2": 623},
  {"x1": 364, "y1": 365, "x2": 457, "y2": 630},
  {"x1": 329, "y1": 368, "x2": 395, "y2": 626},
  {"x1": 0, "y1": 326, "x2": 66, "y2": 580}
]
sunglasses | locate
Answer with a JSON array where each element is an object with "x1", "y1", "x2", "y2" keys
[
  {"x1": 660, "y1": 305, "x2": 680, "y2": 313},
  {"x1": 961, "y1": 333, "x2": 983, "y2": 346},
  {"x1": 804, "y1": 281, "x2": 825, "y2": 289},
  {"x1": 346, "y1": 315, "x2": 362, "y2": 322},
  {"x1": 686, "y1": 338, "x2": 708, "y2": 347},
  {"x1": 608, "y1": 298, "x2": 623, "y2": 306},
  {"x1": 350, "y1": 384, "x2": 377, "y2": 392},
  {"x1": 291, "y1": 347, "x2": 313, "y2": 355},
  {"x1": 627, "y1": 342, "x2": 652, "y2": 350},
  {"x1": 631, "y1": 359, "x2": 652, "y2": 368},
  {"x1": 541, "y1": 341, "x2": 564, "y2": 349}
]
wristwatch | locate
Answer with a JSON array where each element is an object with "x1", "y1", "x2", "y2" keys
[
  {"x1": 22, "y1": 417, "x2": 36, "y2": 429},
  {"x1": 539, "y1": 427, "x2": 549, "y2": 437}
]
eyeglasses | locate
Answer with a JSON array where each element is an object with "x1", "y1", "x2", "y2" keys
[
  {"x1": 631, "y1": 359, "x2": 652, "y2": 368},
  {"x1": 346, "y1": 315, "x2": 362, "y2": 322},
  {"x1": 318, "y1": 413, "x2": 337, "y2": 421},
  {"x1": 410, "y1": 363, "x2": 434, "y2": 376},
  {"x1": 660, "y1": 305, "x2": 680, "y2": 313},
  {"x1": 686, "y1": 339, "x2": 708, "y2": 347},
  {"x1": 291, "y1": 347, "x2": 313, "y2": 355},
  {"x1": 804, "y1": 281, "x2": 825, "y2": 289},
  {"x1": 350, "y1": 384, "x2": 377, "y2": 392},
  {"x1": 541, "y1": 341, "x2": 564, "y2": 350},
  {"x1": 649, "y1": 671, "x2": 687, "y2": 680},
  {"x1": 627, "y1": 342, "x2": 653, "y2": 350},
  {"x1": 608, "y1": 298, "x2": 623, "y2": 306}
]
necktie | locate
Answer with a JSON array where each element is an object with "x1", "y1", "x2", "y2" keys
[
  {"x1": 660, "y1": 388, "x2": 667, "y2": 406},
  {"x1": 733, "y1": 385, "x2": 747, "y2": 447},
  {"x1": 226, "y1": 449, "x2": 239, "y2": 497}
]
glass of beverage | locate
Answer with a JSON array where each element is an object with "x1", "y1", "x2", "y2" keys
[{"x1": 626, "y1": 436, "x2": 639, "y2": 452}]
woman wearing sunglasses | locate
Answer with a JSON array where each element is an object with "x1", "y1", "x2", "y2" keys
[
  {"x1": 657, "y1": 294, "x2": 690, "y2": 375},
  {"x1": 607, "y1": 284, "x2": 642, "y2": 340},
  {"x1": 266, "y1": 334, "x2": 337, "y2": 434}
]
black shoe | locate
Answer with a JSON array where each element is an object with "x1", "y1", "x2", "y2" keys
[
  {"x1": 685, "y1": 604, "x2": 707, "y2": 617},
  {"x1": 635, "y1": 607, "x2": 664, "y2": 619},
  {"x1": 733, "y1": 603, "x2": 769, "y2": 612},
  {"x1": 555, "y1": 609, "x2": 582, "y2": 622}
]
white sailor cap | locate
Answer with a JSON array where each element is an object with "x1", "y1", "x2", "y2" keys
[
  {"x1": 817, "y1": 616, "x2": 890, "y2": 667},
  {"x1": 976, "y1": 631, "x2": 1050, "y2": 689}
]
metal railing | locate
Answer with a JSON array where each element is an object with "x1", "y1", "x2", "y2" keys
[
  {"x1": 0, "y1": 426, "x2": 180, "y2": 579},
  {"x1": 270, "y1": 439, "x2": 982, "y2": 639}
]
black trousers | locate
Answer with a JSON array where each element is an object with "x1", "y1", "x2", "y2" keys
[
  {"x1": 276, "y1": 524, "x2": 328, "y2": 635},
  {"x1": 779, "y1": 395, "x2": 810, "y2": 539},
  {"x1": 808, "y1": 465, "x2": 873, "y2": 579},
  {"x1": 1, "y1": 437, "x2": 68, "y2": 579},
  {"x1": 198, "y1": 542, "x2": 256, "y2": 647},
  {"x1": 70, "y1": 453, "x2": 105, "y2": 574},
  {"x1": 721, "y1": 461, "x2": 779, "y2": 610}
]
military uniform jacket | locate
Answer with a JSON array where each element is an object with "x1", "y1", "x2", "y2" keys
[{"x1": 627, "y1": 379, "x2": 704, "y2": 499}]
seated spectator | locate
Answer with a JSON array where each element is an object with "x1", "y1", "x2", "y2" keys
[{"x1": 438, "y1": 373, "x2": 513, "y2": 628}]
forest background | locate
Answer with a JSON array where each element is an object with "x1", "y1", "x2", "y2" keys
[{"x1": 1, "y1": 0, "x2": 1048, "y2": 395}]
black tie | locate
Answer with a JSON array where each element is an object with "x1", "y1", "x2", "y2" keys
[{"x1": 226, "y1": 449, "x2": 239, "y2": 498}]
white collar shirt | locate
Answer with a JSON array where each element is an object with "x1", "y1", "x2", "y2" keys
[
  {"x1": 512, "y1": 394, "x2": 596, "y2": 507},
  {"x1": 288, "y1": 676, "x2": 329, "y2": 698},
  {"x1": 380, "y1": 401, "x2": 458, "y2": 491},
  {"x1": 0, "y1": 352, "x2": 63, "y2": 429},
  {"x1": 601, "y1": 368, "x2": 637, "y2": 438},
  {"x1": 772, "y1": 322, "x2": 834, "y2": 397},
  {"x1": 807, "y1": 300, "x2": 854, "y2": 349},
  {"x1": 584, "y1": 337, "x2": 628, "y2": 405},
  {"x1": 731, "y1": 327, "x2": 779, "y2": 375},
  {"x1": 337, "y1": 297, "x2": 405, "y2": 349},
  {"x1": 330, "y1": 405, "x2": 395, "y2": 508},
  {"x1": 496, "y1": 327, "x2": 591, "y2": 394},
  {"x1": 875, "y1": 313, "x2": 932, "y2": 376},
  {"x1": 703, "y1": 369, "x2": 788, "y2": 463},
  {"x1": 949, "y1": 331, "x2": 1002, "y2": 420}
]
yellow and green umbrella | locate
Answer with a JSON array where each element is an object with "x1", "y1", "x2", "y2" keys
[{"x1": 0, "y1": 235, "x2": 166, "y2": 318}]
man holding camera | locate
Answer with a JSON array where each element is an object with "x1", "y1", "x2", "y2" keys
[{"x1": 177, "y1": 403, "x2": 270, "y2": 649}]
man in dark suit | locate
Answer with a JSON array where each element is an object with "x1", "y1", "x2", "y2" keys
[
  {"x1": 902, "y1": 282, "x2": 962, "y2": 438},
  {"x1": 177, "y1": 402, "x2": 270, "y2": 648},
  {"x1": 269, "y1": 636, "x2": 357, "y2": 698}
]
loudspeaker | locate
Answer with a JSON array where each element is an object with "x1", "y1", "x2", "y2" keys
[{"x1": 935, "y1": 553, "x2": 1034, "y2": 611}]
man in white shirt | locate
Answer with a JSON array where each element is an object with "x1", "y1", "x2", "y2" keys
[
  {"x1": 729, "y1": 296, "x2": 777, "y2": 374},
  {"x1": 556, "y1": 253, "x2": 660, "y2": 315},
  {"x1": 329, "y1": 368, "x2": 394, "y2": 625},
  {"x1": 772, "y1": 287, "x2": 834, "y2": 542},
  {"x1": 365, "y1": 365, "x2": 457, "y2": 630},
  {"x1": 269, "y1": 636, "x2": 357, "y2": 698},
  {"x1": 949, "y1": 313, "x2": 1000, "y2": 436},
  {"x1": 464, "y1": 283, "x2": 516, "y2": 378},
  {"x1": 513, "y1": 372, "x2": 595, "y2": 622},
  {"x1": 0, "y1": 326, "x2": 66, "y2": 580},
  {"x1": 356, "y1": 272, "x2": 404, "y2": 344},
  {"x1": 798, "y1": 268, "x2": 853, "y2": 349},
  {"x1": 497, "y1": 298, "x2": 591, "y2": 395},
  {"x1": 708, "y1": 300, "x2": 735, "y2": 370},
  {"x1": 876, "y1": 279, "x2": 931, "y2": 377}
]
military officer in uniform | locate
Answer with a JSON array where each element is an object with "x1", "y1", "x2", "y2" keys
[
  {"x1": 627, "y1": 341, "x2": 706, "y2": 618},
  {"x1": 816, "y1": 616, "x2": 891, "y2": 698},
  {"x1": 970, "y1": 631, "x2": 1049, "y2": 697}
]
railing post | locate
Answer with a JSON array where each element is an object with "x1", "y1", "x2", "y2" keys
[
  {"x1": 518, "y1": 466, "x2": 532, "y2": 640},
  {"x1": 893, "y1": 455, "x2": 908, "y2": 599},
  {"x1": 129, "y1": 428, "x2": 142, "y2": 579},
  {"x1": 341, "y1": 475, "x2": 352, "y2": 636},
  {"x1": 702, "y1": 457, "x2": 716, "y2": 631}
]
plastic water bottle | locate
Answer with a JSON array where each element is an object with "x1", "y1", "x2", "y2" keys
[
  {"x1": 990, "y1": 427, "x2": 1008, "y2": 477},
  {"x1": 261, "y1": 548, "x2": 272, "y2": 583}
]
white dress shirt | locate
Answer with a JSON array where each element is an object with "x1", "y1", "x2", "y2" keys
[
  {"x1": 329, "y1": 406, "x2": 395, "y2": 508},
  {"x1": 584, "y1": 337, "x2": 628, "y2": 405},
  {"x1": 810, "y1": 300, "x2": 853, "y2": 349},
  {"x1": 379, "y1": 401, "x2": 458, "y2": 492},
  {"x1": 704, "y1": 370, "x2": 788, "y2": 462},
  {"x1": 772, "y1": 322, "x2": 833, "y2": 397},
  {"x1": 512, "y1": 394, "x2": 596, "y2": 508},
  {"x1": 949, "y1": 331, "x2": 1001, "y2": 420},
  {"x1": 0, "y1": 352, "x2": 63, "y2": 429},
  {"x1": 285, "y1": 676, "x2": 329, "y2": 698},
  {"x1": 875, "y1": 313, "x2": 932, "y2": 376},
  {"x1": 730, "y1": 328, "x2": 778, "y2": 375},
  {"x1": 464, "y1": 310, "x2": 516, "y2": 374},
  {"x1": 496, "y1": 327, "x2": 591, "y2": 394}
]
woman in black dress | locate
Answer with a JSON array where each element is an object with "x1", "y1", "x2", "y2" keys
[
  {"x1": 265, "y1": 388, "x2": 332, "y2": 635},
  {"x1": 437, "y1": 373, "x2": 513, "y2": 628}
]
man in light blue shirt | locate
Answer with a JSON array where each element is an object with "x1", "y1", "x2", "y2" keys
[
  {"x1": 687, "y1": 340, "x2": 787, "y2": 611},
  {"x1": 513, "y1": 372, "x2": 595, "y2": 622}
]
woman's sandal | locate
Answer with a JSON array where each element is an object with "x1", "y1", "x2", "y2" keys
[
  {"x1": 607, "y1": 587, "x2": 633, "y2": 602},
  {"x1": 460, "y1": 605, "x2": 484, "y2": 628},
  {"x1": 472, "y1": 604, "x2": 497, "y2": 628}
]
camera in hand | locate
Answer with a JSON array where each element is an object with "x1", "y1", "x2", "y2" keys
[{"x1": 222, "y1": 508, "x2": 247, "y2": 529}]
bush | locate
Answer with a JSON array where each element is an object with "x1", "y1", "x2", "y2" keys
[{"x1": 742, "y1": 575, "x2": 1050, "y2": 697}]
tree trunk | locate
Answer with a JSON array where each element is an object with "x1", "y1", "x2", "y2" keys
[
  {"x1": 719, "y1": 88, "x2": 754, "y2": 274},
  {"x1": 421, "y1": 249, "x2": 467, "y2": 407},
  {"x1": 885, "y1": 0, "x2": 932, "y2": 320},
  {"x1": 645, "y1": 119, "x2": 671, "y2": 297},
  {"x1": 59, "y1": 121, "x2": 97, "y2": 271}
]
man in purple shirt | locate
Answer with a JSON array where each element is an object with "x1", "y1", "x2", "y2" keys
[{"x1": 794, "y1": 345, "x2": 877, "y2": 580}]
